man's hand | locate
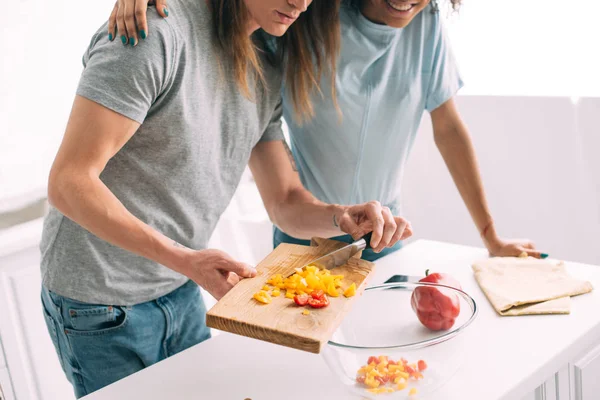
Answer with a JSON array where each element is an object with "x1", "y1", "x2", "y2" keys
[
  {"x1": 336, "y1": 201, "x2": 413, "y2": 253},
  {"x1": 177, "y1": 249, "x2": 257, "y2": 300},
  {"x1": 250, "y1": 141, "x2": 413, "y2": 251}
]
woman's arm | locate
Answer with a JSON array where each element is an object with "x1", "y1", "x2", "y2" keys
[{"x1": 431, "y1": 98, "x2": 546, "y2": 258}]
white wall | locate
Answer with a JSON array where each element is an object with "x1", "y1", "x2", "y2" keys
[
  {"x1": 402, "y1": 96, "x2": 600, "y2": 266},
  {"x1": 0, "y1": 1, "x2": 114, "y2": 201},
  {"x1": 445, "y1": 0, "x2": 600, "y2": 98}
]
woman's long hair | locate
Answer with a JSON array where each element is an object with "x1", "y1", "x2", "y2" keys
[{"x1": 211, "y1": 0, "x2": 341, "y2": 122}]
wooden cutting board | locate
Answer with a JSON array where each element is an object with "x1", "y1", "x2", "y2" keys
[{"x1": 206, "y1": 237, "x2": 376, "y2": 354}]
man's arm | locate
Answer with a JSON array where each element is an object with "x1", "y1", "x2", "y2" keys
[
  {"x1": 48, "y1": 96, "x2": 255, "y2": 299},
  {"x1": 430, "y1": 98, "x2": 544, "y2": 258},
  {"x1": 248, "y1": 140, "x2": 412, "y2": 253}
]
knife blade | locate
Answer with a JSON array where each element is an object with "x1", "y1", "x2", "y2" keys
[
  {"x1": 383, "y1": 274, "x2": 424, "y2": 283},
  {"x1": 302, "y1": 233, "x2": 373, "y2": 271}
]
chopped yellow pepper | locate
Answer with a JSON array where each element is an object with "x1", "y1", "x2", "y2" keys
[
  {"x1": 256, "y1": 264, "x2": 354, "y2": 305},
  {"x1": 266, "y1": 274, "x2": 283, "y2": 285},
  {"x1": 368, "y1": 387, "x2": 395, "y2": 394},
  {"x1": 388, "y1": 364, "x2": 403, "y2": 373},
  {"x1": 252, "y1": 290, "x2": 272, "y2": 304},
  {"x1": 327, "y1": 281, "x2": 340, "y2": 297},
  {"x1": 302, "y1": 309, "x2": 310, "y2": 315},
  {"x1": 344, "y1": 283, "x2": 357, "y2": 297},
  {"x1": 356, "y1": 356, "x2": 428, "y2": 395},
  {"x1": 364, "y1": 377, "x2": 380, "y2": 388}
]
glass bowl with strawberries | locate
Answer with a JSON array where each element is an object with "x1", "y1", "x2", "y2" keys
[{"x1": 322, "y1": 281, "x2": 478, "y2": 399}]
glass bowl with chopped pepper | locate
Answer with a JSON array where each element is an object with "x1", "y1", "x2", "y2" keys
[{"x1": 322, "y1": 282, "x2": 478, "y2": 399}]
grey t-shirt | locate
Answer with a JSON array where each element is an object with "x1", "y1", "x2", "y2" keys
[{"x1": 40, "y1": 0, "x2": 284, "y2": 305}]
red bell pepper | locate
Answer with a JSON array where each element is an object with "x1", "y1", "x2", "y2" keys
[{"x1": 411, "y1": 269, "x2": 461, "y2": 331}]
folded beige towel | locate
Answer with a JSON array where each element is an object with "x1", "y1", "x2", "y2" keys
[{"x1": 472, "y1": 257, "x2": 593, "y2": 316}]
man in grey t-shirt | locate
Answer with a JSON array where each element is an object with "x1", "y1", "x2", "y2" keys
[{"x1": 39, "y1": 1, "x2": 412, "y2": 397}]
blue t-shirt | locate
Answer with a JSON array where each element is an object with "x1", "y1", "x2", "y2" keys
[{"x1": 282, "y1": 3, "x2": 463, "y2": 215}]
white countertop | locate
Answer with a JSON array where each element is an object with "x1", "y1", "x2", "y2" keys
[{"x1": 84, "y1": 240, "x2": 600, "y2": 400}]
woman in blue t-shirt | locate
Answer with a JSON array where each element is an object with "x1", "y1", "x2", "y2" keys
[{"x1": 108, "y1": 0, "x2": 546, "y2": 261}]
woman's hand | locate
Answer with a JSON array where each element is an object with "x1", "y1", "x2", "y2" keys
[
  {"x1": 108, "y1": 0, "x2": 169, "y2": 46},
  {"x1": 482, "y1": 222, "x2": 548, "y2": 259},
  {"x1": 336, "y1": 201, "x2": 413, "y2": 253},
  {"x1": 485, "y1": 237, "x2": 548, "y2": 259}
]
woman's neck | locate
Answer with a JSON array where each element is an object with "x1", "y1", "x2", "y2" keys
[{"x1": 360, "y1": 1, "x2": 387, "y2": 25}]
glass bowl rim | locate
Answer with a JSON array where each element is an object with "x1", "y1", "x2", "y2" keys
[{"x1": 326, "y1": 281, "x2": 478, "y2": 351}]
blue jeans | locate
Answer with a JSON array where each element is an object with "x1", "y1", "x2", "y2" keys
[
  {"x1": 273, "y1": 226, "x2": 402, "y2": 262},
  {"x1": 41, "y1": 279, "x2": 211, "y2": 398}
]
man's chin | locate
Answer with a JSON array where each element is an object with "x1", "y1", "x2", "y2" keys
[{"x1": 262, "y1": 23, "x2": 290, "y2": 37}]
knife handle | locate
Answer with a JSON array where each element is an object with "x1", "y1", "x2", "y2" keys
[{"x1": 359, "y1": 232, "x2": 373, "y2": 250}]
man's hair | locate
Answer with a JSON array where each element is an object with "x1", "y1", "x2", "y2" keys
[{"x1": 211, "y1": 0, "x2": 341, "y2": 122}]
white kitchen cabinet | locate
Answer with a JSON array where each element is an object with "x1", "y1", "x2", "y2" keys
[
  {"x1": 521, "y1": 391, "x2": 537, "y2": 400},
  {"x1": 0, "y1": 218, "x2": 75, "y2": 400},
  {"x1": 537, "y1": 375, "x2": 558, "y2": 400},
  {"x1": 555, "y1": 366, "x2": 571, "y2": 400},
  {"x1": 0, "y1": 367, "x2": 15, "y2": 400},
  {"x1": 516, "y1": 343, "x2": 600, "y2": 400},
  {"x1": 520, "y1": 375, "x2": 559, "y2": 400},
  {"x1": 572, "y1": 342, "x2": 600, "y2": 400},
  {"x1": 0, "y1": 339, "x2": 5, "y2": 368}
]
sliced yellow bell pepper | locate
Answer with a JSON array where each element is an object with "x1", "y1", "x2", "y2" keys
[
  {"x1": 306, "y1": 265, "x2": 319, "y2": 274},
  {"x1": 388, "y1": 364, "x2": 402, "y2": 373},
  {"x1": 260, "y1": 267, "x2": 355, "y2": 305},
  {"x1": 305, "y1": 274, "x2": 320, "y2": 288},
  {"x1": 368, "y1": 387, "x2": 394, "y2": 394},
  {"x1": 344, "y1": 283, "x2": 357, "y2": 297},
  {"x1": 253, "y1": 290, "x2": 272, "y2": 304},
  {"x1": 364, "y1": 377, "x2": 380, "y2": 388},
  {"x1": 267, "y1": 274, "x2": 283, "y2": 285},
  {"x1": 327, "y1": 281, "x2": 340, "y2": 297},
  {"x1": 356, "y1": 356, "x2": 428, "y2": 394}
]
